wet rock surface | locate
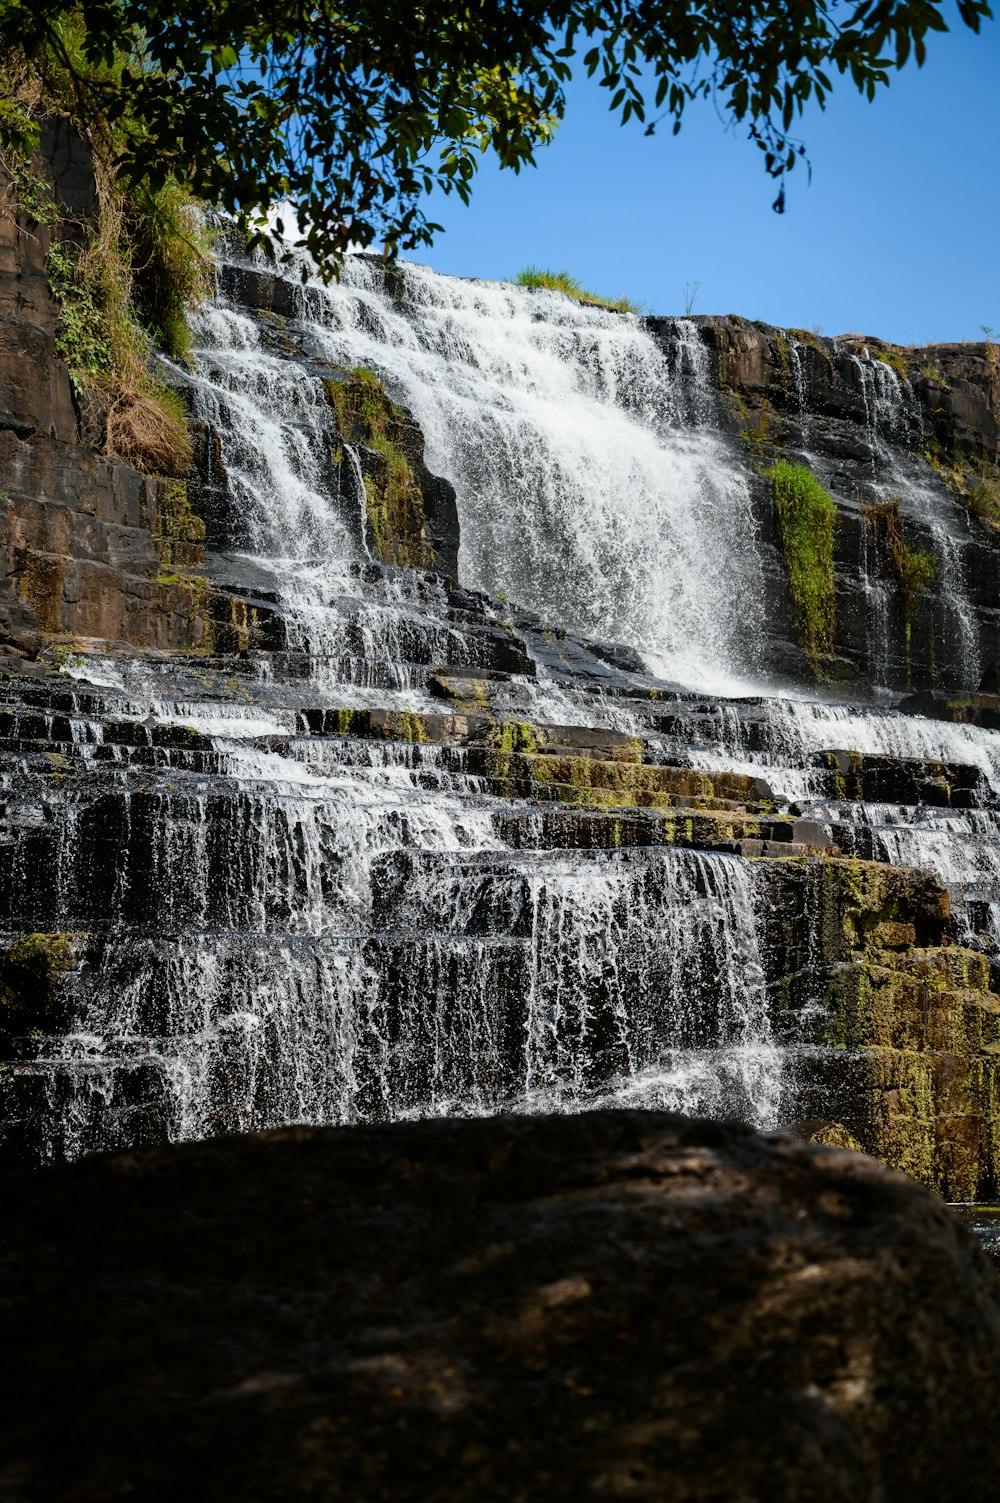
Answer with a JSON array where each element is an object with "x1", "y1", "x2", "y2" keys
[
  {"x1": 4, "y1": 1110, "x2": 999, "y2": 1503},
  {"x1": 645, "y1": 314, "x2": 1000, "y2": 694},
  {"x1": 3, "y1": 228, "x2": 1000, "y2": 1198}
]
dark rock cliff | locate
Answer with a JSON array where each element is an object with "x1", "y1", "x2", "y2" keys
[
  {"x1": 644, "y1": 314, "x2": 1000, "y2": 695},
  {"x1": 0, "y1": 128, "x2": 219, "y2": 663}
]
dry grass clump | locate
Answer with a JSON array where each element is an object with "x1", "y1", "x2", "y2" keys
[{"x1": 104, "y1": 386, "x2": 193, "y2": 475}]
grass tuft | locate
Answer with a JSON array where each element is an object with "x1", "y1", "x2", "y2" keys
[{"x1": 515, "y1": 265, "x2": 641, "y2": 315}]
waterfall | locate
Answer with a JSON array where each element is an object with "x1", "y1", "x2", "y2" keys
[
  {"x1": 3, "y1": 739, "x2": 782, "y2": 1156},
  {"x1": 841, "y1": 346, "x2": 981, "y2": 686},
  {"x1": 199, "y1": 253, "x2": 763, "y2": 696},
  {"x1": 3, "y1": 237, "x2": 998, "y2": 1168}
]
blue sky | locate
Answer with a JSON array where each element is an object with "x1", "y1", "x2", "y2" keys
[{"x1": 420, "y1": 10, "x2": 998, "y2": 345}]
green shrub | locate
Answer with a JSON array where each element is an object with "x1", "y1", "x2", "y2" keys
[
  {"x1": 129, "y1": 178, "x2": 214, "y2": 364},
  {"x1": 766, "y1": 460, "x2": 838, "y2": 674},
  {"x1": 45, "y1": 240, "x2": 116, "y2": 388},
  {"x1": 515, "y1": 265, "x2": 641, "y2": 315}
]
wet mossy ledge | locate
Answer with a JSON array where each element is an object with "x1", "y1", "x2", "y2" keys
[
  {"x1": 761, "y1": 856, "x2": 1000, "y2": 1200},
  {"x1": 325, "y1": 367, "x2": 436, "y2": 569},
  {"x1": 0, "y1": 933, "x2": 78, "y2": 1054},
  {"x1": 765, "y1": 460, "x2": 838, "y2": 677}
]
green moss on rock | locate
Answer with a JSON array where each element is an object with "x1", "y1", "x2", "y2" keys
[
  {"x1": 149, "y1": 479, "x2": 206, "y2": 571},
  {"x1": 0, "y1": 933, "x2": 77, "y2": 1052},
  {"x1": 18, "y1": 549, "x2": 64, "y2": 633},
  {"x1": 325, "y1": 369, "x2": 435, "y2": 569},
  {"x1": 765, "y1": 460, "x2": 838, "y2": 675},
  {"x1": 812, "y1": 1123, "x2": 865, "y2": 1153}
]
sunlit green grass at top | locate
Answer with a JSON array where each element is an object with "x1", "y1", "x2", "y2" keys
[{"x1": 514, "y1": 266, "x2": 642, "y2": 316}]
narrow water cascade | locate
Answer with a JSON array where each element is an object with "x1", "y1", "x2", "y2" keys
[{"x1": 3, "y1": 234, "x2": 1000, "y2": 1201}]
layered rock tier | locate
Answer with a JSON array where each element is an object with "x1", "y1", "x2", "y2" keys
[{"x1": 2, "y1": 180, "x2": 1000, "y2": 1201}]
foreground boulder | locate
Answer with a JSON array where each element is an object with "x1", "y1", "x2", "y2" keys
[{"x1": 4, "y1": 1111, "x2": 1000, "y2": 1501}]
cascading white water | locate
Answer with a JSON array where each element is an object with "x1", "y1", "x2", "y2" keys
[
  {"x1": 6, "y1": 238, "x2": 999, "y2": 1169},
  {"x1": 219, "y1": 251, "x2": 764, "y2": 696},
  {"x1": 848, "y1": 349, "x2": 980, "y2": 683}
]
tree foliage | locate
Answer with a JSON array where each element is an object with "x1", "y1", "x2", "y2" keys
[{"x1": 0, "y1": 0, "x2": 992, "y2": 275}]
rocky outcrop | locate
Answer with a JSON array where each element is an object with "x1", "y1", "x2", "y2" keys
[
  {"x1": 761, "y1": 857, "x2": 1000, "y2": 1199},
  {"x1": 673, "y1": 317, "x2": 1000, "y2": 468},
  {"x1": 210, "y1": 260, "x2": 461, "y2": 576},
  {"x1": 0, "y1": 132, "x2": 232, "y2": 663},
  {"x1": 644, "y1": 315, "x2": 1000, "y2": 694},
  {"x1": 4, "y1": 1111, "x2": 999, "y2": 1502}
]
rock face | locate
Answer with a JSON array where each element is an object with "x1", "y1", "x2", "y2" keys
[
  {"x1": 202, "y1": 263, "x2": 461, "y2": 576},
  {"x1": 205, "y1": 264, "x2": 1000, "y2": 701},
  {"x1": 0, "y1": 131, "x2": 221, "y2": 661},
  {"x1": 760, "y1": 856, "x2": 1000, "y2": 1199},
  {"x1": 4, "y1": 1111, "x2": 999, "y2": 1502},
  {"x1": 644, "y1": 314, "x2": 1000, "y2": 693}
]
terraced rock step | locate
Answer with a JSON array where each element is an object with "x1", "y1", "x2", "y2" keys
[{"x1": 4, "y1": 620, "x2": 1000, "y2": 1195}]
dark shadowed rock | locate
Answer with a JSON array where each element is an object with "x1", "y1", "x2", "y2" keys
[{"x1": 3, "y1": 1111, "x2": 999, "y2": 1502}]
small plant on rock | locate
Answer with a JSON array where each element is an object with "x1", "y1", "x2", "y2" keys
[{"x1": 863, "y1": 498, "x2": 936, "y2": 616}]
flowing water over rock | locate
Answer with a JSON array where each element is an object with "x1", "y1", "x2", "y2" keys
[{"x1": 4, "y1": 240, "x2": 1000, "y2": 1194}]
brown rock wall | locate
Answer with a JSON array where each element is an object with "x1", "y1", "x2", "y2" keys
[{"x1": 0, "y1": 135, "x2": 214, "y2": 660}]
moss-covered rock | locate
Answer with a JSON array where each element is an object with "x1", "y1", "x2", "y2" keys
[
  {"x1": 823, "y1": 950, "x2": 1000, "y2": 1055},
  {"x1": 0, "y1": 933, "x2": 78, "y2": 1052},
  {"x1": 765, "y1": 460, "x2": 838, "y2": 676},
  {"x1": 764, "y1": 855, "x2": 1000, "y2": 1197},
  {"x1": 148, "y1": 479, "x2": 206, "y2": 571},
  {"x1": 325, "y1": 368, "x2": 436, "y2": 569},
  {"x1": 811, "y1": 1122, "x2": 865, "y2": 1152}
]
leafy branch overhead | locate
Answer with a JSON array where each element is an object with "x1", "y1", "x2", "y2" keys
[{"x1": 0, "y1": 0, "x2": 992, "y2": 275}]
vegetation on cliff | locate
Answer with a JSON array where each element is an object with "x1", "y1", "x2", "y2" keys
[
  {"x1": 765, "y1": 460, "x2": 838, "y2": 674},
  {"x1": 515, "y1": 266, "x2": 640, "y2": 315},
  {"x1": 862, "y1": 498, "x2": 937, "y2": 617},
  {"x1": 0, "y1": 21, "x2": 212, "y2": 474}
]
